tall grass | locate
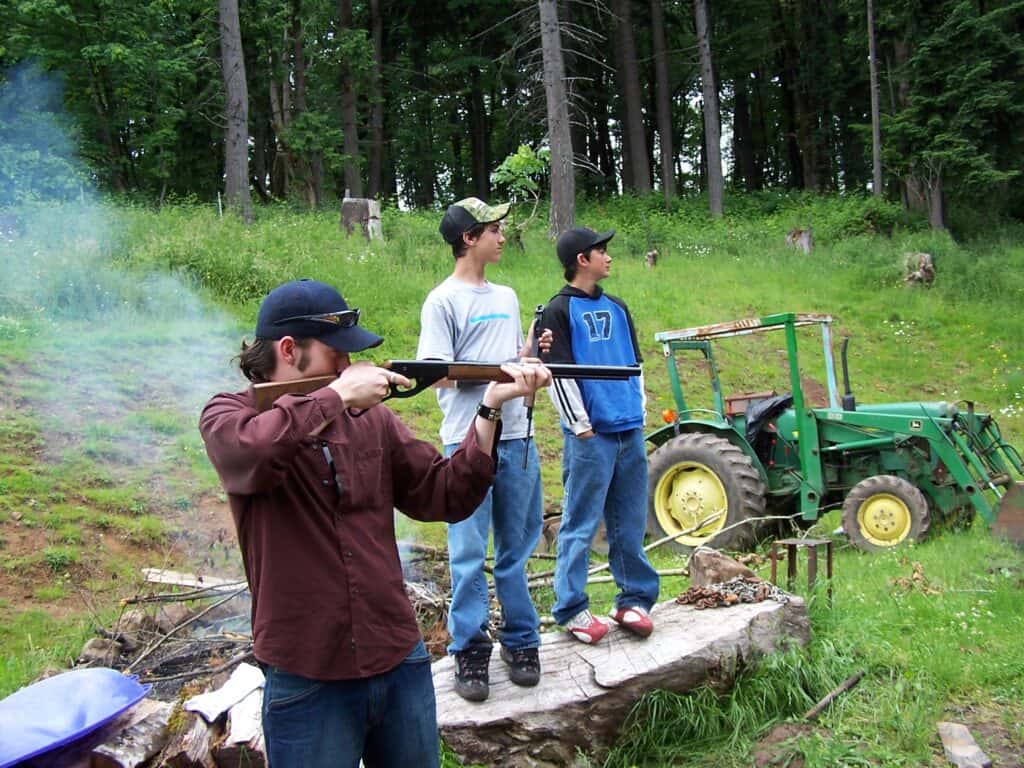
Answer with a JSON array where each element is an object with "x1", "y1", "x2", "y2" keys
[{"x1": 1, "y1": 194, "x2": 1022, "y2": 764}]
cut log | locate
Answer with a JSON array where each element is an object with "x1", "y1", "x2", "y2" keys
[
  {"x1": 91, "y1": 700, "x2": 174, "y2": 767},
  {"x1": 937, "y1": 722, "x2": 992, "y2": 768},
  {"x1": 434, "y1": 596, "x2": 809, "y2": 767},
  {"x1": 340, "y1": 197, "x2": 382, "y2": 240},
  {"x1": 158, "y1": 710, "x2": 220, "y2": 768}
]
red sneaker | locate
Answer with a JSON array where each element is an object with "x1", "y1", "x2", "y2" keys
[
  {"x1": 609, "y1": 605, "x2": 654, "y2": 637},
  {"x1": 563, "y1": 609, "x2": 609, "y2": 644}
]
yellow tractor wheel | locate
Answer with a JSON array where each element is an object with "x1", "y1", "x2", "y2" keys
[
  {"x1": 647, "y1": 432, "x2": 766, "y2": 553},
  {"x1": 842, "y1": 475, "x2": 930, "y2": 552}
]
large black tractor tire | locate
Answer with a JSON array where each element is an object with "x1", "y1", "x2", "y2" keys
[
  {"x1": 647, "y1": 432, "x2": 766, "y2": 554},
  {"x1": 841, "y1": 475, "x2": 931, "y2": 553}
]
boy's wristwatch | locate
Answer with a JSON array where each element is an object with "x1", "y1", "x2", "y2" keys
[{"x1": 476, "y1": 402, "x2": 503, "y2": 422}]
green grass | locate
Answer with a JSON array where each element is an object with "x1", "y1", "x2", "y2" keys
[{"x1": 1, "y1": 195, "x2": 1022, "y2": 764}]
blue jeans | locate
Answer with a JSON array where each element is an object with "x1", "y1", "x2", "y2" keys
[
  {"x1": 552, "y1": 427, "x2": 660, "y2": 625},
  {"x1": 444, "y1": 438, "x2": 543, "y2": 653},
  {"x1": 261, "y1": 640, "x2": 438, "y2": 768}
]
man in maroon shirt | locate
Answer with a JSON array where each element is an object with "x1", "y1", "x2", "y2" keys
[{"x1": 199, "y1": 279, "x2": 550, "y2": 768}]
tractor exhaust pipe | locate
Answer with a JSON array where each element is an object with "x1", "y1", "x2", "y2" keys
[{"x1": 841, "y1": 337, "x2": 856, "y2": 411}]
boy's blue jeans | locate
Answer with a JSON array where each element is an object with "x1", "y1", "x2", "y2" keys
[
  {"x1": 444, "y1": 437, "x2": 543, "y2": 653},
  {"x1": 261, "y1": 639, "x2": 438, "y2": 768},
  {"x1": 552, "y1": 427, "x2": 660, "y2": 625}
]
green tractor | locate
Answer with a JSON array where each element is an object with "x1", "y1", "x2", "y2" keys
[{"x1": 645, "y1": 312, "x2": 1024, "y2": 553}]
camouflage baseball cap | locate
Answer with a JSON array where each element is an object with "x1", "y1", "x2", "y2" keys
[{"x1": 439, "y1": 197, "x2": 511, "y2": 244}]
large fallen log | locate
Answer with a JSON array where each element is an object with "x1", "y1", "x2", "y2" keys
[{"x1": 433, "y1": 595, "x2": 810, "y2": 768}]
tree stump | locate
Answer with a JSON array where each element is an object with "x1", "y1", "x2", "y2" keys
[
  {"x1": 340, "y1": 197, "x2": 382, "y2": 241},
  {"x1": 434, "y1": 595, "x2": 810, "y2": 767}
]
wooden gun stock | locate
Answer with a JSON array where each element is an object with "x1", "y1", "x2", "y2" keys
[
  {"x1": 250, "y1": 360, "x2": 641, "y2": 412},
  {"x1": 252, "y1": 375, "x2": 336, "y2": 412}
]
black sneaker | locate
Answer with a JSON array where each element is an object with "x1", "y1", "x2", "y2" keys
[
  {"x1": 453, "y1": 645, "x2": 491, "y2": 702},
  {"x1": 500, "y1": 646, "x2": 540, "y2": 687}
]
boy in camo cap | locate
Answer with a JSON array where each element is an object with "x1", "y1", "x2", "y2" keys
[{"x1": 417, "y1": 198, "x2": 544, "y2": 701}]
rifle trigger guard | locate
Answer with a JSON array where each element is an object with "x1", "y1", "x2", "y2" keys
[{"x1": 383, "y1": 378, "x2": 434, "y2": 400}]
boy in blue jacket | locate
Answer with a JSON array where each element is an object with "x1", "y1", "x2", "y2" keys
[{"x1": 540, "y1": 227, "x2": 660, "y2": 644}]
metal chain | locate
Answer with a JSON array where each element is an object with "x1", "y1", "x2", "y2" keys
[{"x1": 676, "y1": 576, "x2": 790, "y2": 610}]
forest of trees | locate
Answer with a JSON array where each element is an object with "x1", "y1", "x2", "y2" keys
[{"x1": 2, "y1": 0, "x2": 1022, "y2": 228}]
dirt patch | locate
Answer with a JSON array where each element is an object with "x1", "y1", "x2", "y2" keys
[
  {"x1": 800, "y1": 376, "x2": 829, "y2": 408},
  {"x1": 751, "y1": 722, "x2": 817, "y2": 768}
]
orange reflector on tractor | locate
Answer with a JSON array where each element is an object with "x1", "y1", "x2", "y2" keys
[{"x1": 662, "y1": 409, "x2": 677, "y2": 424}]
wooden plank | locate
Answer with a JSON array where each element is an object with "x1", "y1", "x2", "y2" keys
[
  {"x1": 937, "y1": 722, "x2": 992, "y2": 768},
  {"x1": 141, "y1": 568, "x2": 244, "y2": 592}
]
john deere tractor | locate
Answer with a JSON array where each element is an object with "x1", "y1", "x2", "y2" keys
[{"x1": 645, "y1": 312, "x2": 1024, "y2": 553}]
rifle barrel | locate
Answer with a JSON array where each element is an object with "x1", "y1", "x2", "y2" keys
[{"x1": 250, "y1": 361, "x2": 641, "y2": 411}]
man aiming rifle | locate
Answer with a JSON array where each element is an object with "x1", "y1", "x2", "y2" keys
[{"x1": 199, "y1": 278, "x2": 551, "y2": 768}]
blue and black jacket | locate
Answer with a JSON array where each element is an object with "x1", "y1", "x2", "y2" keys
[{"x1": 541, "y1": 285, "x2": 645, "y2": 434}]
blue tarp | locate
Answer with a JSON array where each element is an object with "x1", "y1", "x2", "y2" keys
[{"x1": 0, "y1": 667, "x2": 150, "y2": 767}]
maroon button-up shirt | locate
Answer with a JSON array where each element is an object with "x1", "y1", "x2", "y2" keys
[{"x1": 199, "y1": 386, "x2": 496, "y2": 681}]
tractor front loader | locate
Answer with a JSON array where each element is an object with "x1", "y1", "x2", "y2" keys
[{"x1": 645, "y1": 312, "x2": 1024, "y2": 554}]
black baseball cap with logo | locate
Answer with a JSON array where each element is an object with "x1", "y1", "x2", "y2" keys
[
  {"x1": 556, "y1": 227, "x2": 616, "y2": 269},
  {"x1": 255, "y1": 279, "x2": 383, "y2": 353},
  {"x1": 438, "y1": 197, "x2": 511, "y2": 244}
]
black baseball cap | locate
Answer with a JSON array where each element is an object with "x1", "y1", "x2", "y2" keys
[
  {"x1": 556, "y1": 227, "x2": 616, "y2": 268},
  {"x1": 439, "y1": 197, "x2": 511, "y2": 245},
  {"x1": 254, "y1": 279, "x2": 383, "y2": 353}
]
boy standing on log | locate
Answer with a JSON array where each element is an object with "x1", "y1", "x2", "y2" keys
[
  {"x1": 417, "y1": 198, "x2": 546, "y2": 702},
  {"x1": 541, "y1": 227, "x2": 660, "y2": 644},
  {"x1": 200, "y1": 278, "x2": 550, "y2": 766}
]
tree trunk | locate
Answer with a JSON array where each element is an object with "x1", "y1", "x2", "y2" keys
[
  {"x1": 773, "y1": 1, "x2": 803, "y2": 188},
  {"x1": 613, "y1": 0, "x2": 651, "y2": 193},
  {"x1": 866, "y1": 0, "x2": 883, "y2": 197},
  {"x1": 928, "y1": 171, "x2": 946, "y2": 230},
  {"x1": 368, "y1": 0, "x2": 385, "y2": 198},
  {"x1": 595, "y1": 82, "x2": 616, "y2": 192},
  {"x1": 409, "y1": 41, "x2": 434, "y2": 207},
  {"x1": 751, "y1": 68, "x2": 768, "y2": 189},
  {"x1": 268, "y1": 48, "x2": 293, "y2": 200},
  {"x1": 539, "y1": 0, "x2": 575, "y2": 235},
  {"x1": 338, "y1": 0, "x2": 363, "y2": 197},
  {"x1": 561, "y1": 0, "x2": 590, "y2": 193},
  {"x1": 893, "y1": 38, "x2": 927, "y2": 213},
  {"x1": 219, "y1": 0, "x2": 253, "y2": 222},
  {"x1": 292, "y1": 2, "x2": 322, "y2": 207},
  {"x1": 468, "y1": 66, "x2": 490, "y2": 200},
  {"x1": 694, "y1": 0, "x2": 723, "y2": 216},
  {"x1": 650, "y1": 0, "x2": 675, "y2": 202},
  {"x1": 733, "y1": 77, "x2": 757, "y2": 191}
]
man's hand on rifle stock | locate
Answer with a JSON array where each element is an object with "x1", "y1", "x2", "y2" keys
[{"x1": 328, "y1": 362, "x2": 412, "y2": 409}]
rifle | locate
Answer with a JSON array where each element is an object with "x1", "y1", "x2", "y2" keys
[{"x1": 251, "y1": 359, "x2": 641, "y2": 412}]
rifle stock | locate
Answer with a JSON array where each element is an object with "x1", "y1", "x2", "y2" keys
[{"x1": 250, "y1": 360, "x2": 640, "y2": 412}]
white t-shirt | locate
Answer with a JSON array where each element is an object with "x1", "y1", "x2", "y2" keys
[{"x1": 417, "y1": 276, "x2": 529, "y2": 445}]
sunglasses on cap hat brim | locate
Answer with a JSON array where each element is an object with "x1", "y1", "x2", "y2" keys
[{"x1": 272, "y1": 309, "x2": 361, "y2": 329}]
